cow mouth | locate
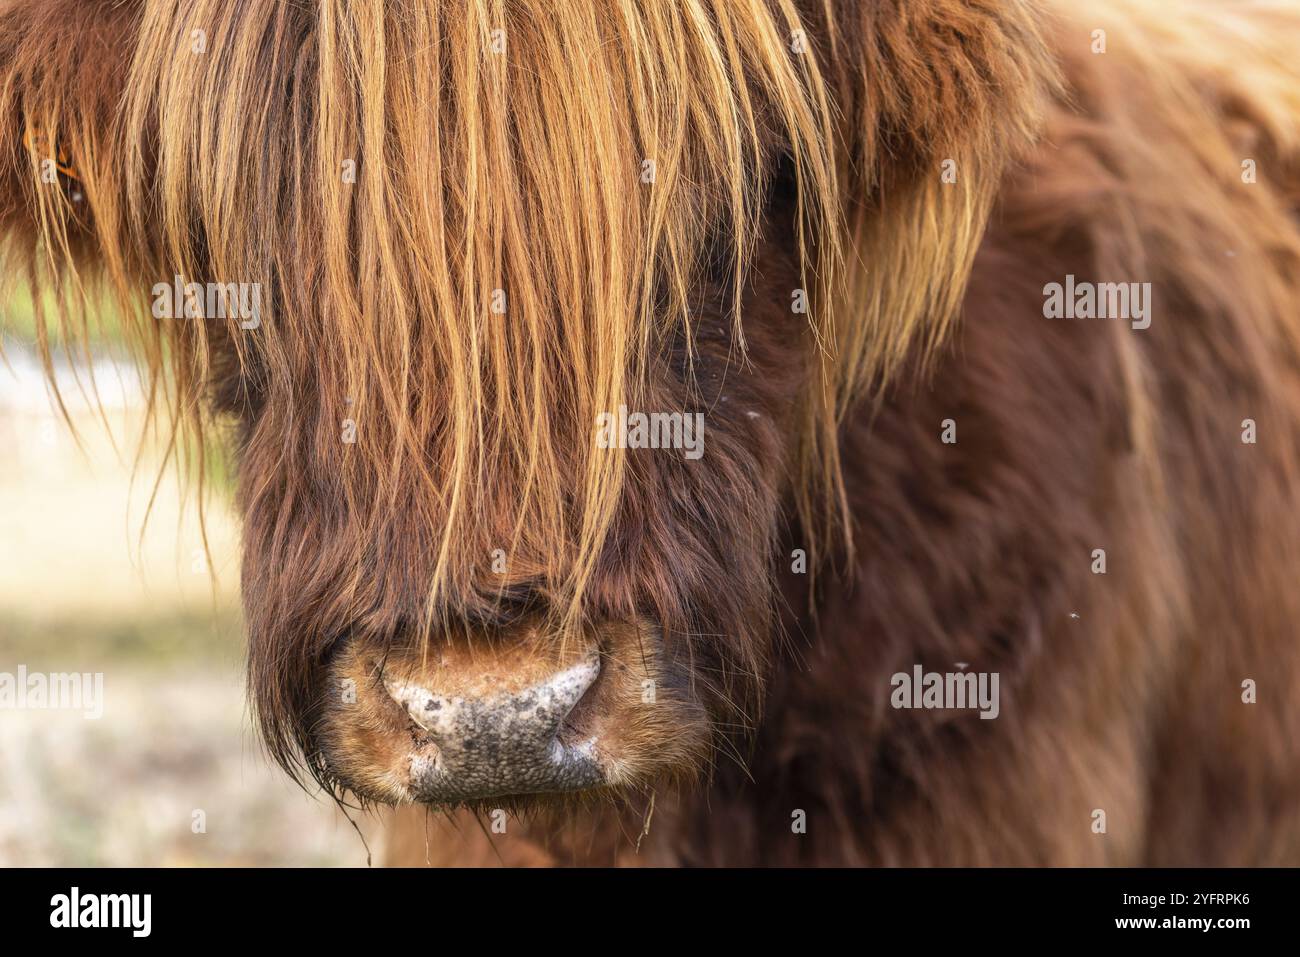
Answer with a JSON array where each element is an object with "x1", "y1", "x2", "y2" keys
[{"x1": 315, "y1": 619, "x2": 711, "y2": 807}]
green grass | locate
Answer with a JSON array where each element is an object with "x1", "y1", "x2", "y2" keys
[
  {"x1": 0, "y1": 283, "x2": 128, "y2": 346},
  {"x1": 0, "y1": 606, "x2": 244, "y2": 668}
]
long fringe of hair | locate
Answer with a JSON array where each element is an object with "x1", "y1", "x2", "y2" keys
[{"x1": 0, "y1": 0, "x2": 1057, "y2": 767}]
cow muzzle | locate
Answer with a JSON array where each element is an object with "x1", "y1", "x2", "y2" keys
[{"x1": 316, "y1": 619, "x2": 708, "y2": 805}]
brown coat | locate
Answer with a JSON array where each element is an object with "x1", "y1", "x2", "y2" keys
[{"x1": 3, "y1": 0, "x2": 1298, "y2": 865}]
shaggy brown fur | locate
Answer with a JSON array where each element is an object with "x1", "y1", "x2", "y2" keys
[{"x1": 4, "y1": 0, "x2": 1300, "y2": 865}]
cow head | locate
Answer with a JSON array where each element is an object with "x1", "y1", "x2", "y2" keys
[{"x1": 0, "y1": 0, "x2": 1054, "y2": 809}]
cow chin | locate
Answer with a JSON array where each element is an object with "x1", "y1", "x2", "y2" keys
[{"x1": 314, "y1": 618, "x2": 712, "y2": 808}]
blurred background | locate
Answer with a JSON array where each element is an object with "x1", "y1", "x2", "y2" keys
[{"x1": 0, "y1": 288, "x2": 377, "y2": 865}]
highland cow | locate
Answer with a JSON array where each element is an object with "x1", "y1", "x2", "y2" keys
[{"x1": 3, "y1": 0, "x2": 1300, "y2": 867}]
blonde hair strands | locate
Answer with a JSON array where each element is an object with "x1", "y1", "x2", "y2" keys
[{"x1": 2, "y1": 0, "x2": 1053, "y2": 662}]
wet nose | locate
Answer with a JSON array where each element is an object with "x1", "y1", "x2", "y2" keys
[
  {"x1": 381, "y1": 652, "x2": 604, "y2": 802},
  {"x1": 319, "y1": 620, "x2": 707, "y2": 807}
]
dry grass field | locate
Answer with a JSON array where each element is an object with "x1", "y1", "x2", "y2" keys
[{"x1": 0, "y1": 324, "x2": 381, "y2": 865}]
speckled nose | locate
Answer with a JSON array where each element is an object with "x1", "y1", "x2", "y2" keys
[{"x1": 382, "y1": 652, "x2": 604, "y2": 802}]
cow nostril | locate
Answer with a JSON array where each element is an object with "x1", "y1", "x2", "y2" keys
[{"x1": 378, "y1": 651, "x2": 605, "y2": 802}]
